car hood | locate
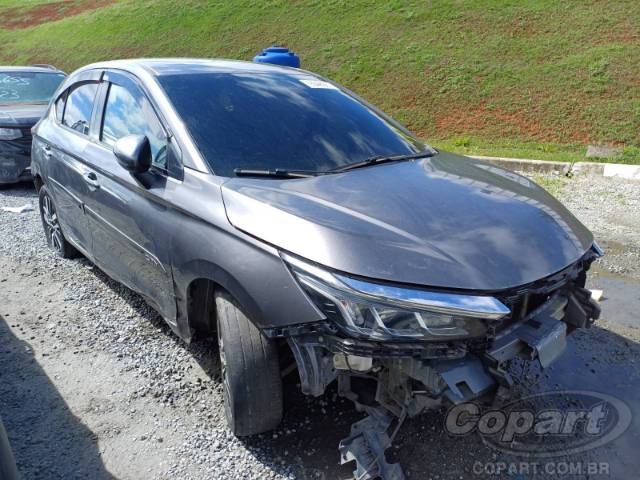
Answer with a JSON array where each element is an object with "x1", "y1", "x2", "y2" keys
[
  {"x1": 0, "y1": 104, "x2": 47, "y2": 127},
  {"x1": 221, "y1": 152, "x2": 593, "y2": 291}
]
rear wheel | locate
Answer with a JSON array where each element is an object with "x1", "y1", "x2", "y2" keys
[
  {"x1": 215, "y1": 290, "x2": 283, "y2": 436},
  {"x1": 38, "y1": 185, "x2": 78, "y2": 259}
]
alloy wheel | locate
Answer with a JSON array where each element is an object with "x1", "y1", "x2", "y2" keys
[{"x1": 41, "y1": 193, "x2": 63, "y2": 253}]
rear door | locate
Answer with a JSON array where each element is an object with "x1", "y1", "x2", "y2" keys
[
  {"x1": 35, "y1": 74, "x2": 101, "y2": 257},
  {"x1": 81, "y1": 71, "x2": 179, "y2": 320}
]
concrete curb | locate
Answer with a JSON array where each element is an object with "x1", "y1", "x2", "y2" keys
[{"x1": 469, "y1": 155, "x2": 640, "y2": 180}]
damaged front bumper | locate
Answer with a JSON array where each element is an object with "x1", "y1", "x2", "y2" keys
[
  {"x1": 267, "y1": 250, "x2": 602, "y2": 479},
  {"x1": 282, "y1": 282, "x2": 600, "y2": 410}
]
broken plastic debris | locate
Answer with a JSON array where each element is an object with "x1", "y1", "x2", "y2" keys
[
  {"x1": 339, "y1": 406, "x2": 406, "y2": 480},
  {"x1": 2, "y1": 203, "x2": 34, "y2": 213}
]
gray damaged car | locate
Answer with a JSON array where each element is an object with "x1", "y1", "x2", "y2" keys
[
  {"x1": 31, "y1": 59, "x2": 602, "y2": 479},
  {"x1": 0, "y1": 65, "x2": 65, "y2": 184}
]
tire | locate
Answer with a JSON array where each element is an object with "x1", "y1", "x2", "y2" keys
[
  {"x1": 38, "y1": 185, "x2": 79, "y2": 259},
  {"x1": 215, "y1": 290, "x2": 283, "y2": 436}
]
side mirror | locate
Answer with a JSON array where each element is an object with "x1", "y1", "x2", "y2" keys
[{"x1": 114, "y1": 134, "x2": 151, "y2": 173}]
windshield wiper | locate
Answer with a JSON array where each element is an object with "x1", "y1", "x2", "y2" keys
[
  {"x1": 233, "y1": 150, "x2": 437, "y2": 178},
  {"x1": 329, "y1": 150, "x2": 436, "y2": 173},
  {"x1": 234, "y1": 168, "x2": 318, "y2": 178}
]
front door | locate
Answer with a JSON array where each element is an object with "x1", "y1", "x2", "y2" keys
[{"x1": 82, "y1": 73, "x2": 178, "y2": 320}]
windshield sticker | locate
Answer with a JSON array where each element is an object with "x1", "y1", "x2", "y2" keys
[
  {"x1": 299, "y1": 79, "x2": 339, "y2": 90},
  {"x1": 0, "y1": 89, "x2": 20, "y2": 100},
  {"x1": 0, "y1": 75, "x2": 30, "y2": 86}
]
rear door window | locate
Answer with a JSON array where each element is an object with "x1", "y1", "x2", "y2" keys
[
  {"x1": 101, "y1": 83, "x2": 168, "y2": 170},
  {"x1": 62, "y1": 83, "x2": 98, "y2": 135}
]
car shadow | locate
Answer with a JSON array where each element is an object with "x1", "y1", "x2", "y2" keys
[
  {"x1": 87, "y1": 266, "x2": 360, "y2": 478},
  {"x1": 85, "y1": 265, "x2": 640, "y2": 479},
  {"x1": 0, "y1": 180, "x2": 36, "y2": 192},
  {"x1": 0, "y1": 315, "x2": 117, "y2": 480}
]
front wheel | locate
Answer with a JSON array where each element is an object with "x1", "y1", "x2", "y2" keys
[
  {"x1": 38, "y1": 185, "x2": 78, "y2": 259},
  {"x1": 215, "y1": 290, "x2": 283, "y2": 436}
]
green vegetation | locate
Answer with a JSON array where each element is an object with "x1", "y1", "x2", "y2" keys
[
  {"x1": 0, "y1": 0, "x2": 638, "y2": 163},
  {"x1": 531, "y1": 174, "x2": 569, "y2": 197},
  {"x1": 436, "y1": 139, "x2": 640, "y2": 165}
]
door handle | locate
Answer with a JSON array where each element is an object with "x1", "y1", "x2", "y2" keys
[
  {"x1": 43, "y1": 145, "x2": 53, "y2": 158},
  {"x1": 83, "y1": 171, "x2": 100, "y2": 189}
]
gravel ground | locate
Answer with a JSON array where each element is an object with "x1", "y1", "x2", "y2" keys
[
  {"x1": 0, "y1": 171, "x2": 639, "y2": 479},
  {"x1": 537, "y1": 173, "x2": 640, "y2": 278},
  {"x1": 0, "y1": 186, "x2": 312, "y2": 479}
]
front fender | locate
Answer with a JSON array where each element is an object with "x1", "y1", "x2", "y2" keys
[
  {"x1": 171, "y1": 232, "x2": 324, "y2": 343},
  {"x1": 160, "y1": 169, "x2": 324, "y2": 343}
]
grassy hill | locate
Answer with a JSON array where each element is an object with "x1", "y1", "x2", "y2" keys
[{"x1": 1, "y1": 0, "x2": 638, "y2": 163}]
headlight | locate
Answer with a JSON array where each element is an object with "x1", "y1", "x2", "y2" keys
[
  {"x1": 282, "y1": 253, "x2": 510, "y2": 342},
  {"x1": 0, "y1": 128, "x2": 22, "y2": 141}
]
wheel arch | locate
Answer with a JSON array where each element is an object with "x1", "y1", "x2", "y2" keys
[
  {"x1": 182, "y1": 273, "x2": 297, "y2": 390},
  {"x1": 33, "y1": 174, "x2": 44, "y2": 193},
  {"x1": 176, "y1": 260, "x2": 265, "y2": 343},
  {"x1": 184, "y1": 277, "x2": 218, "y2": 340}
]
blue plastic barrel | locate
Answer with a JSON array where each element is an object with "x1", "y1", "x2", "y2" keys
[{"x1": 253, "y1": 46, "x2": 300, "y2": 68}]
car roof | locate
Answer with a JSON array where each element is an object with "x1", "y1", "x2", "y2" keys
[
  {"x1": 76, "y1": 58, "x2": 307, "y2": 77},
  {"x1": 0, "y1": 65, "x2": 65, "y2": 74}
]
